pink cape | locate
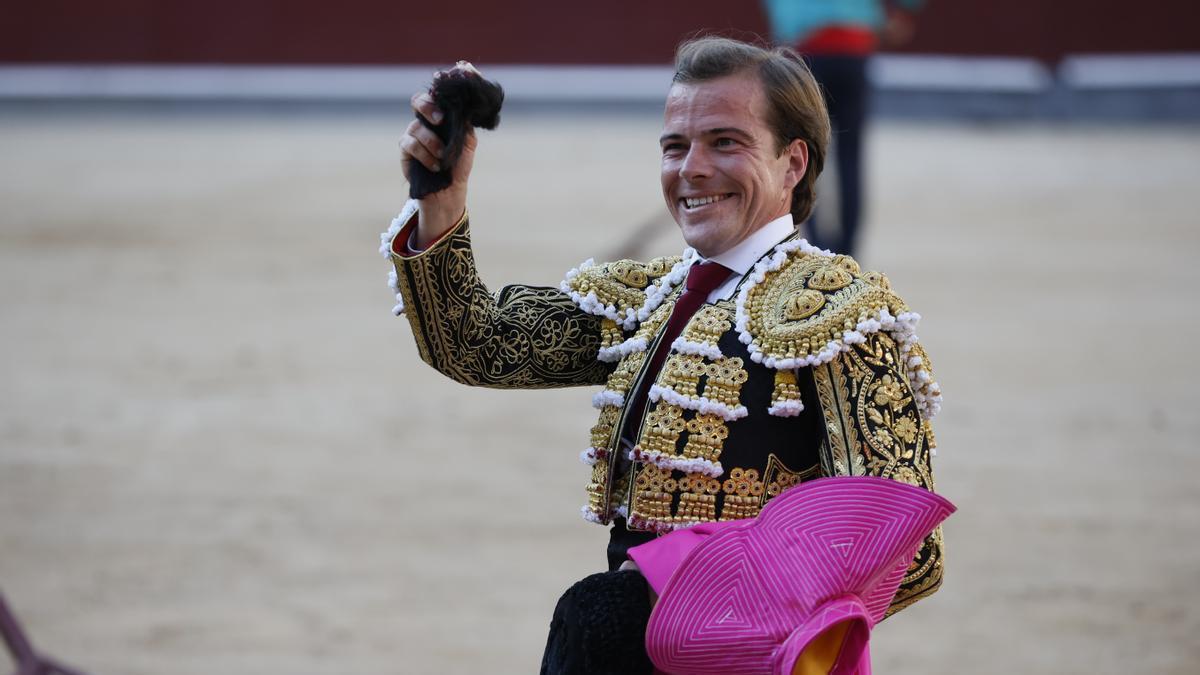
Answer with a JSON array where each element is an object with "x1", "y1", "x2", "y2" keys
[{"x1": 630, "y1": 476, "x2": 954, "y2": 674}]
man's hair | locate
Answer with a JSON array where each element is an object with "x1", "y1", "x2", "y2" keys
[{"x1": 672, "y1": 36, "x2": 830, "y2": 225}]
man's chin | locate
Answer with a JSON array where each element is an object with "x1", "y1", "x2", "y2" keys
[{"x1": 678, "y1": 225, "x2": 725, "y2": 258}]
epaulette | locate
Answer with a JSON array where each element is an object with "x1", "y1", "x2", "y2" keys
[
  {"x1": 561, "y1": 250, "x2": 697, "y2": 360},
  {"x1": 736, "y1": 239, "x2": 941, "y2": 420}
]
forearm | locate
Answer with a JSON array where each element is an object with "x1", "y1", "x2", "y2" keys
[{"x1": 385, "y1": 205, "x2": 612, "y2": 389}]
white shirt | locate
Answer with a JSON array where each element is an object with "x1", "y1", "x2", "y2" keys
[{"x1": 703, "y1": 213, "x2": 797, "y2": 303}]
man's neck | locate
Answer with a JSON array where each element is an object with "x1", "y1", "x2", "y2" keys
[
  {"x1": 698, "y1": 214, "x2": 797, "y2": 303},
  {"x1": 705, "y1": 214, "x2": 797, "y2": 278}
]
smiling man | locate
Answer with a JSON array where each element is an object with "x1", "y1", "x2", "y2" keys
[{"x1": 383, "y1": 36, "x2": 944, "y2": 674}]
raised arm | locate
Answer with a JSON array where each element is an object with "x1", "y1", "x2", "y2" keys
[
  {"x1": 385, "y1": 67, "x2": 612, "y2": 389},
  {"x1": 385, "y1": 211, "x2": 612, "y2": 389}
]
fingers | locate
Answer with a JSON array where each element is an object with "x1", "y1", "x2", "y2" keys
[
  {"x1": 400, "y1": 117, "x2": 445, "y2": 172},
  {"x1": 410, "y1": 92, "x2": 443, "y2": 125}
]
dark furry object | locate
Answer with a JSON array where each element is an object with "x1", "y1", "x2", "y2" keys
[
  {"x1": 539, "y1": 570, "x2": 655, "y2": 675},
  {"x1": 408, "y1": 65, "x2": 504, "y2": 199}
]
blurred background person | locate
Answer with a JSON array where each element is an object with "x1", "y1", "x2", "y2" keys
[{"x1": 762, "y1": 0, "x2": 923, "y2": 257}]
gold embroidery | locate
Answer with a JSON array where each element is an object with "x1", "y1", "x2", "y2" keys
[
  {"x1": 583, "y1": 299, "x2": 677, "y2": 523},
  {"x1": 740, "y1": 250, "x2": 909, "y2": 366},
  {"x1": 681, "y1": 305, "x2": 731, "y2": 344},
  {"x1": 703, "y1": 357, "x2": 749, "y2": 407},
  {"x1": 644, "y1": 256, "x2": 678, "y2": 278},
  {"x1": 392, "y1": 219, "x2": 612, "y2": 388},
  {"x1": 610, "y1": 260, "x2": 649, "y2": 288},
  {"x1": 677, "y1": 473, "x2": 721, "y2": 522},
  {"x1": 861, "y1": 270, "x2": 891, "y2": 290},
  {"x1": 605, "y1": 350, "x2": 647, "y2": 396},
  {"x1": 812, "y1": 363, "x2": 854, "y2": 477},
  {"x1": 682, "y1": 414, "x2": 729, "y2": 462},
  {"x1": 633, "y1": 464, "x2": 674, "y2": 521},
  {"x1": 763, "y1": 454, "x2": 820, "y2": 501},
  {"x1": 720, "y1": 468, "x2": 765, "y2": 520},
  {"x1": 589, "y1": 405, "x2": 621, "y2": 451},
  {"x1": 585, "y1": 459, "x2": 609, "y2": 514},
  {"x1": 599, "y1": 318, "x2": 624, "y2": 353},
  {"x1": 661, "y1": 353, "x2": 707, "y2": 398},
  {"x1": 566, "y1": 257, "x2": 679, "y2": 322},
  {"x1": 720, "y1": 495, "x2": 760, "y2": 521},
  {"x1": 813, "y1": 332, "x2": 942, "y2": 615},
  {"x1": 830, "y1": 254, "x2": 861, "y2": 276},
  {"x1": 640, "y1": 405, "x2": 687, "y2": 456},
  {"x1": 807, "y1": 266, "x2": 854, "y2": 291},
  {"x1": 784, "y1": 289, "x2": 826, "y2": 321},
  {"x1": 770, "y1": 369, "x2": 802, "y2": 410}
]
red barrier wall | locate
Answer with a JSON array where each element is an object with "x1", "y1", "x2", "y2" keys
[{"x1": 3, "y1": 1, "x2": 1196, "y2": 65}]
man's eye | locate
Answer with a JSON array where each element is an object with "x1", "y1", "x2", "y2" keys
[
  {"x1": 715, "y1": 137, "x2": 736, "y2": 147},
  {"x1": 662, "y1": 143, "x2": 684, "y2": 154}
]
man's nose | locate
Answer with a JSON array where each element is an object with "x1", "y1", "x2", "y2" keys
[{"x1": 679, "y1": 146, "x2": 713, "y2": 180}]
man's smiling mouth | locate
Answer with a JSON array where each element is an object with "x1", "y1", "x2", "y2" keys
[{"x1": 681, "y1": 193, "x2": 734, "y2": 209}]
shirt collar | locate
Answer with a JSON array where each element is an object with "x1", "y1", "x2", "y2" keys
[{"x1": 705, "y1": 213, "x2": 796, "y2": 276}]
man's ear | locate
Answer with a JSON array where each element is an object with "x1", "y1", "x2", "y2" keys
[{"x1": 783, "y1": 138, "x2": 809, "y2": 190}]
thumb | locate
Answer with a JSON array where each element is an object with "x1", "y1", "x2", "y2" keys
[{"x1": 452, "y1": 128, "x2": 477, "y2": 182}]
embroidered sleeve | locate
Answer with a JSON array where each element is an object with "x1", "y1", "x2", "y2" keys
[
  {"x1": 385, "y1": 210, "x2": 612, "y2": 389},
  {"x1": 811, "y1": 330, "x2": 943, "y2": 617}
]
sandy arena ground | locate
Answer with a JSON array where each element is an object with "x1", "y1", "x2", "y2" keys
[{"x1": 1, "y1": 106, "x2": 1198, "y2": 674}]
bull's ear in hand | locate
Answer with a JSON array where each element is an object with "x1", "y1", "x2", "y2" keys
[{"x1": 408, "y1": 63, "x2": 504, "y2": 199}]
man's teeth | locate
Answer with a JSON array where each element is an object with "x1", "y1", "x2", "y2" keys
[{"x1": 684, "y1": 194, "x2": 730, "y2": 208}]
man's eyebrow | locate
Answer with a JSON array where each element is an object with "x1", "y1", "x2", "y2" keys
[
  {"x1": 659, "y1": 127, "x2": 755, "y2": 144},
  {"x1": 706, "y1": 127, "x2": 753, "y2": 139}
]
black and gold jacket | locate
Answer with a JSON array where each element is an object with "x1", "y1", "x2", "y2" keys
[{"x1": 383, "y1": 205, "x2": 945, "y2": 615}]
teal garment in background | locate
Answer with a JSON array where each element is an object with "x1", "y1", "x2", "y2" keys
[{"x1": 761, "y1": 0, "x2": 925, "y2": 45}]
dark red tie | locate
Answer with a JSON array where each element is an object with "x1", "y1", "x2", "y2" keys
[{"x1": 622, "y1": 261, "x2": 734, "y2": 440}]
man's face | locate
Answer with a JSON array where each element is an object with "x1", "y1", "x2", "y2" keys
[{"x1": 660, "y1": 72, "x2": 808, "y2": 258}]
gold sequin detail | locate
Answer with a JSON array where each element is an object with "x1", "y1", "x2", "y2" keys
[
  {"x1": 589, "y1": 405, "x2": 621, "y2": 450},
  {"x1": 831, "y1": 254, "x2": 861, "y2": 276},
  {"x1": 770, "y1": 369, "x2": 802, "y2": 410},
  {"x1": 680, "y1": 305, "x2": 731, "y2": 344},
  {"x1": 862, "y1": 270, "x2": 891, "y2": 290},
  {"x1": 703, "y1": 357, "x2": 748, "y2": 407},
  {"x1": 766, "y1": 467, "x2": 804, "y2": 498},
  {"x1": 741, "y1": 251, "x2": 909, "y2": 365},
  {"x1": 599, "y1": 318, "x2": 624, "y2": 353},
  {"x1": 640, "y1": 405, "x2": 687, "y2": 455},
  {"x1": 634, "y1": 464, "x2": 674, "y2": 520},
  {"x1": 784, "y1": 289, "x2": 826, "y2": 321},
  {"x1": 660, "y1": 353, "x2": 707, "y2": 398},
  {"x1": 720, "y1": 468, "x2": 765, "y2": 520},
  {"x1": 807, "y1": 266, "x2": 853, "y2": 291},
  {"x1": 585, "y1": 460, "x2": 609, "y2": 514},
  {"x1": 677, "y1": 473, "x2": 721, "y2": 522},
  {"x1": 566, "y1": 257, "x2": 679, "y2": 320},
  {"x1": 605, "y1": 350, "x2": 647, "y2": 395},
  {"x1": 720, "y1": 494, "x2": 760, "y2": 520},
  {"x1": 682, "y1": 413, "x2": 729, "y2": 462},
  {"x1": 610, "y1": 261, "x2": 649, "y2": 288}
]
